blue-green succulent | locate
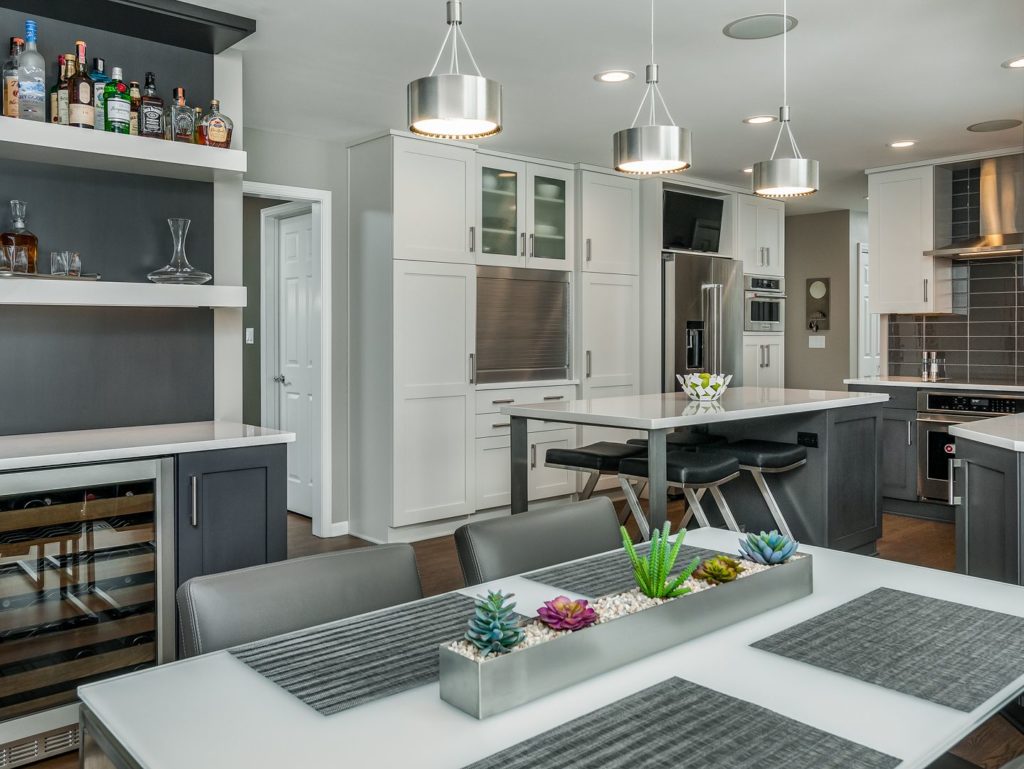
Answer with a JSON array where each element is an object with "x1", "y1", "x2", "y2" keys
[
  {"x1": 739, "y1": 530, "x2": 799, "y2": 565},
  {"x1": 465, "y1": 591, "x2": 524, "y2": 656}
]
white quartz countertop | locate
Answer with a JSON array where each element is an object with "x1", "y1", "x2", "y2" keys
[
  {"x1": 502, "y1": 387, "x2": 889, "y2": 430},
  {"x1": 845, "y1": 376, "x2": 1024, "y2": 394},
  {"x1": 0, "y1": 421, "x2": 295, "y2": 472},
  {"x1": 950, "y1": 414, "x2": 1024, "y2": 453}
]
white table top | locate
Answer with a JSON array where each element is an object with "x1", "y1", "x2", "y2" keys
[
  {"x1": 78, "y1": 528, "x2": 1024, "y2": 769},
  {"x1": 845, "y1": 376, "x2": 1024, "y2": 394},
  {"x1": 951, "y1": 414, "x2": 1024, "y2": 452},
  {"x1": 501, "y1": 387, "x2": 889, "y2": 430},
  {"x1": 0, "y1": 421, "x2": 295, "y2": 471}
]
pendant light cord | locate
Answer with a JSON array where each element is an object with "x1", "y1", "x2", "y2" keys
[
  {"x1": 768, "y1": 0, "x2": 803, "y2": 160},
  {"x1": 427, "y1": 4, "x2": 483, "y2": 78},
  {"x1": 629, "y1": 0, "x2": 677, "y2": 129}
]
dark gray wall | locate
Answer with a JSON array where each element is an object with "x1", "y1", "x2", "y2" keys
[{"x1": 0, "y1": 7, "x2": 216, "y2": 435}]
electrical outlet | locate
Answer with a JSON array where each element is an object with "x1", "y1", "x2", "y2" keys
[
  {"x1": 245, "y1": 327, "x2": 255, "y2": 344},
  {"x1": 797, "y1": 432, "x2": 819, "y2": 448},
  {"x1": 808, "y1": 336, "x2": 825, "y2": 349}
]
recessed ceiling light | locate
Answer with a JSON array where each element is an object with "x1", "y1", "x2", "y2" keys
[
  {"x1": 723, "y1": 14, "x2": 797, "y2": 40},
  {"x1": 594, "y1": 70, "x2": 634, "y2": 83},
  {"x1": 888, "y1": 140, "x2": 916, "y2": 148},
  {"x1": 1002, "y1": 56, "x2": 1024, "y2": 69},
  {"x1": 967, "y1": 119, "x2": 1023, "y2": 132},
  {"x1": 743, "y1": 115, "x2": 777, "y2": 125},
  {"x1": 742, "y1": 167, "x2": 753, "y2": 173}
]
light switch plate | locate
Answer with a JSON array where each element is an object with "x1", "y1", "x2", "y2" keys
[
  {"x1": 808, "y1": 335, "x2": 825, "y2": 349},
  {"x1": 245, "y1": 327, "x2": 255, "y2": 344}
]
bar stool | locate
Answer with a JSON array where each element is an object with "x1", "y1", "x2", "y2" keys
[
  {"x1": 545, "y1": 442, "x2": 646, "y2": 501},
  {"x1": 617, "y1": 451, "x2": 741, "y2": 540},
  {"x1": 710, "y1": 439, "x2": 807, "y2": 538}
]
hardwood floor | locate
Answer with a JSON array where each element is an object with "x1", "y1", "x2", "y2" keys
[{"x1": 31, "y1": 509, "x2": 1024, "y2": 769}]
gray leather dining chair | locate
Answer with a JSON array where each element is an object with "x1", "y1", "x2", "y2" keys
[
  {"x1": 176, "y1": 544, "x2": 422, "y2": 656},
  {"x1": 453, "y1": 497, "x2": 621, "y2": 585}
]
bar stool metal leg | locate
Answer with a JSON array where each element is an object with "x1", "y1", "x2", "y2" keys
[
  {"x1": 708, "y1": 486, "x2": 741, "y2": 532},
  {"x1": 747, "y1": 467, "x2": 794, "y2": 539},
  {"x1": 617, "y1": 478, "x2": 651, "y2": 541},
  {"x1": 578, "y1": 470, "x2": 601, "y2": 501},
  {"x1": 681, "y1": 488, "x2": 712, "y2": 528}
]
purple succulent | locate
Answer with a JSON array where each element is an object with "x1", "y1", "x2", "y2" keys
[{"x1": 537, "y1": 596, "x2": 598, "y2": 631}]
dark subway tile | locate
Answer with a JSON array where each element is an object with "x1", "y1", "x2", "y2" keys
[
  {"x1": 973, "y1": 307, "x2": 1017, "y2": 323},
  {"x1": 925, "y1": 321, "x2": 967, "y2": 337},
  {"x1": 968, "y1": 321, "x2": 1016, "y2": 337},
  {"x1": 969, "y1": 260, "x2": 1018, "y2": 279},
  {"x1": 889, "y1": 363, "x2": 922, "y2": 378},
  {"x1": 939, "y1": 350, "x2": 969, "y2": 365},
  {"x1": 889, "y1": 321, "x2": 923, "y2": 338},
  {"x1": 889, "y1": 337, "x2": 924, "y2": 352},
  {"x1": 970, "y1": 291, "x2": 1017, "y2": 308},
  {"x1": 926, "y1": 336, "x2": 970, "y2": 351},
  {"x1": 970, "y1": 276, "x2": 1018, "y2": 294},
  {"x1": 944, "y1": 364, "x2": 969, "y2": 380},
  {"x1": 970, "y1": 351, "x2": 1016, "y2": 366},
  {"x1": 968, "y1": 365, "x2": 1019, "y2": 383},
  {"x1": 969, "y1": 335, "x2": 1016, "y2": 351}
]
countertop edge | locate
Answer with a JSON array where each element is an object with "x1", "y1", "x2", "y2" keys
[
  {"x1": 845, "y1": 377, "x2": 1024, "y2": 394},
  {"x1": 950, "y1": 418, "x2": 1024, "y2": 453}
]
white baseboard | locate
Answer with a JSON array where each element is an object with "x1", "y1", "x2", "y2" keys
[{"x1": 314, "y1": 520, "x2": 350, "y2": 538}]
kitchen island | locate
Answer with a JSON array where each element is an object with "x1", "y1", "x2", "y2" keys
[{"x1": 504, "y1": 388, "x2": 889, "y2": 553}]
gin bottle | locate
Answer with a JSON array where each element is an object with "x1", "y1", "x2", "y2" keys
[
  {"x1": 16, "y1": 20, "x2": 45, "y2": 121},
  {"x1": 90, "y1": 57, "x2": 110, "y2": 132},
  {"x1": 103, "y1": 66, "x2": 130, "y2": 134}
]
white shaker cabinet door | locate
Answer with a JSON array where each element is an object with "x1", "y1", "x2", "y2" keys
[
  {"x1": 756, "y1": 200, "x2": 784, "y2": 277},
  {"x1": 393, "y1": 137, "x2": 476, "y2": 264},
  {"x1": 579, "y1": 171, "x2": 639, "y2": 275},
  {"x1": 742, "y1": 335, "x2": 785, "y2": 388},
  {"x1": 392, "y1": 260, "x2": 476, "y2": 526}
]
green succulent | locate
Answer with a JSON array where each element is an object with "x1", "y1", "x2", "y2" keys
[
  {"x1": 693, "y1": 555, "x2": 746, "y2": 584},
  {"x1": 620, "y1": 523, "x2": 700, "y2": 599},
  {"x1": 465, "y1": 591, "x2": 524, "y2": 657}
]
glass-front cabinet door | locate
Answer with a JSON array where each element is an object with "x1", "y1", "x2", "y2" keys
[
  {"x1": 527, "y1": 164, "x2": 574, "y2": 271},
  {"x1": 477, "y1": 156, "x2": 526, "y2": 267}
]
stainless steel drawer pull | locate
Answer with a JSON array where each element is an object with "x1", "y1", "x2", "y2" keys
[
  {"x1": 531, "y1": 444, "x2": 537, "y2": 469},
  {"x1": 764, "y1": 247, "x2": 770, "y2": 266},
  {"x1": 492, "y1": 422, "x2": 511, "y2": 429},
  {"x1": 469, "y1": 226, "x2": 476, "y2": 253},
  {"x1": 520, "y1": 232, "x2": 526, "y2": 256},
  {"x1": 586, "y1": 238, "x2": 592, "y2": 262},
  {"x1": 543, "y1": 395, "x2": 564, "y2": 401},
  {"x1": 469, "y1": 353, "x2": 476, "y2": 384},
  {"x1": 923, "y1": 278, "x2": 928, "y2": 303},
  {"x1": 190, "y1": 475, "x2": 199, "y2": 528},
  {"x1": 529, "y1": 233, "x2": 535, "y2": 258},
  {"x1": 907, "y1": 420, "x2": 913, "y2": 446},
  {"x1": 585, "y1": 350, "x2": 592, "y2": 378},
  {"x1": 492, "y1": 398, "x2": 515, "y2": 404}
]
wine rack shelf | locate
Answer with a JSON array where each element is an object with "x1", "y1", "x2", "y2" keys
[{"x1": 0, "y1": 279, "x2": 246, "y2": 309}]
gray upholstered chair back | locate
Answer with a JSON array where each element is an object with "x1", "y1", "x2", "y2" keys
[
  {"x1": 176, "y1": 544, "x2": 422, "y2": 657},
  {"x1": 454, "y1": 497, "x2": 621, "y2": 585}
]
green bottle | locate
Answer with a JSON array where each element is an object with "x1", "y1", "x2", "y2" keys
[{"x1": 102, "y1": 66, "x2": 130, "y2": 134}]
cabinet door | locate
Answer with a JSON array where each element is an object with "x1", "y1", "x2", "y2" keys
[
  {"x1": 393, "y1": 260, "x2": 476, "y2": 526},
  {"x1": 475, "y1": 429, "x2": 577, "y2": 510},
  {"x1": 742, "y1": 336, "x2": 782, "y2": 387},
  {"x1": 580, "y1": 171, "x2": 639, "y2": 275},
  {"x1": 880, "y1": 408, "x2": 917, "y2": 501},
  {"x1": 756, "y1": 200, "x2": 784, "y2": 277},
  {"x1": 737, "y1": 197, "x2": 761, "y2": 274},
  {"x1": 393, "y1": 137, "x2": 476, "y2": 264},
  {"x1": 475, "y1": 436, "x2": 511, "y2": 510},
  {"x1": 956, "y1": 440, "x2": 1020, "y2": 584},
  {"x1": 526, "y1": 164, "x2": 574, "y2": 271},
  {"x1": 762, "y1": 338, "x2": 784, "y2": 388},
  {"x1": 176, "y1": 445, "x2": 288, "y2": 587},
  {"x1": 529, "y1": 429, "x2": 577, "y2": 500},
  {"x1": 477, "y1": 155, "x2": 526, "y2": 268}
]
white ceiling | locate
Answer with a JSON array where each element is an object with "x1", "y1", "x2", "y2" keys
[{"x1": 210, "y1": 0, "x2": 1024, "y2": 214}]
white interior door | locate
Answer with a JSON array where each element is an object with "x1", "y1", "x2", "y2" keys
[
  {"x1": 856, "y1": 244, "x2": 881, "y2": 377},
  {"x1": 278, "y1": 211, "x2": 315, "y2": 516}
]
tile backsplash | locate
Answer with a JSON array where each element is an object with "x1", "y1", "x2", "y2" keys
[{"x1": 888, "y1": 257, "x2": 1024, "y2": 384}]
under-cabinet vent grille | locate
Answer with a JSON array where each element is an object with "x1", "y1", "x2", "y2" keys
[
  {"x1": 44, "y1": 727, "x2": 79, "y2": 753},
  {"x1": 0, "y1": 724, "x2": 79, "y2": 768}
]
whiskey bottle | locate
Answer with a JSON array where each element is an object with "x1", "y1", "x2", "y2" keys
[
  {"x1": 3, "y1": 37, "x2": 23, "y2": 118},
  {"x1": 0, "y1": 200, "x2": 39, "y2": 273},
  {"x1": 138, "y1": 71, "x2": 163, "y2": 139},
  {"x1": 103, "y1": 66, "x2": 130, "y2": 134},
  {"x1": 68, "y1": 41, "x2": 94, "y2": 129},
  {"x1": 16, "y1": 20, "x2": 45, "y2": 121},
  {"x1": 57, "y1": 54, "x2": 74, "y2": 125},
  {"x1": 164, "y1": 86, "x2": 194, "y2": 142},
  {"x1": 198, "y1": 100, "x2": 233, "y2": 148},
  {"x1": 192, "y1": 106, "x2": 203, "y2": 142},
  {"x1": 48, "y1": 53, "x2": 63, "y2": 122},
  {"x1": 89, "y1": 57, "x2": 110, "y2": 132},
  {"x1": 128, "y1": 80, "x2": 141, "y2": 135}
]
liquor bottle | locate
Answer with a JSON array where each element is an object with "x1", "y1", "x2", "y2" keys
[
  {"x1": 164, "y1": 86, "x2": 194, "y2": 142},
  {"x1": 89, "y1": 57, "x2": 109, "y2": 132},
  {"x1": 102, "y1": 67, "x2": 130, "y2": 134},
  {"x1": 48, "y1": 54, "x2": 64, "y2": 122},
  {"x1": 16, "y1": 20, "x2": 45, "y2": 121},
  {"x1": 68, "y1": 41, "x2": 94, "y2": 128},
  {"x1": 197, "y1": 99, "x2": 233, "y2": 148},
  {"x1": 0, "y1": 200, "x2": 39, "y2": 273},
  {"x1": 57, "y1": 54, "x2": 74, "y2": 125},
  {"x1": 128, "y1": 80, "x2": 141, "y2": 135},
  {"x1": 192, "y1": 106, "x2": 203, "y2": 142},
  {"x1": 3, "y1": 37, "x2": 23, "y2": 119},
  {"x1": 138, "y1": 71, "x2": 163, "y2": 139}
]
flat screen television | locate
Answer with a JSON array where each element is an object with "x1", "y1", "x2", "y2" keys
[{"x1": 662, "y1": 190, "x2": 724, "y2": 253}]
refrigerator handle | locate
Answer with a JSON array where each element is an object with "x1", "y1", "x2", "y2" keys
[{"x1": 702, "y1": 283, "x2": 723, "y2": 374}]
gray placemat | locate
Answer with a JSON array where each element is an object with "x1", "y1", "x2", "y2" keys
[
  {"x1": 464, "y1": 677, "x2": 901, "y2": 769},
  {"x1": 231, "y1": 592, "x2": 476, "y2": 716},
  {"x1": 753, "y1": 587, "x2": 1024, "y2": 712},
  {"x1": 522, "y1": 541, "x2": 720, "y2": 597}
]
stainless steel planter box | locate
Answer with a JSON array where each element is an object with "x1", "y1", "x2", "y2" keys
[{"x1": 438, "y1": 554, "x2": 813, "y2": 719}]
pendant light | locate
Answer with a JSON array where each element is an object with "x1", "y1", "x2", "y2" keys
[
  {"x1": 752, "y1": 0, "x2": 819, "y2": 197},
  {"x1": 407, "y1": 0, "x2": 502, "y2": 140},
  {"x1": 613, "y1": 0, "x2": 691, "y2": 175}
]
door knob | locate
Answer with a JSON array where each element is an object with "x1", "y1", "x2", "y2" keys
[{"x1": 273, "y1": 374, "x2": 285, "y2": 383}]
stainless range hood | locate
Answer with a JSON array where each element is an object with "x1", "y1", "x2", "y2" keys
[{"x1": 925, "y1": 153, "x2": 1023, "y2": 259}]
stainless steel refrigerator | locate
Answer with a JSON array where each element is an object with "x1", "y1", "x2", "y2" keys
[{"x1": 662, "y1": 251, "x2": 744, "y2": 392}]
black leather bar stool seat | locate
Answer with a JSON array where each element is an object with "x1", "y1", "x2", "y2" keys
[
  {"x1": 720, "y1": 439, "x2": 807, "y2": 469},
  {"x1": 546, "y1": 442, "x2": 645, "y2": 473},
  {"x1": 626, "y1": 432, "x2": 727, "y2": 451}
]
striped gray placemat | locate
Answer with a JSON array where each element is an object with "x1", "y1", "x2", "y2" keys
[
  {"x1": 231, "y1": 592, "x2": 476, "y2": 716},
  {"x1": 464, "y1": 677, "x2": 900, "y2": 769},
  {"x1": 521, "y1": 541, "x2": 721, "y2": 598},
  {"x1": 753, "y1": 587, "x2": 1024, "y2": 712}
]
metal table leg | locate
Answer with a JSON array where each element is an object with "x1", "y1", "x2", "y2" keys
[
  {"x1": 510, "y1": 416, "x2": 529, "y2": 514},
  {"x1": 647, "y1": 428, "x2": 669, "y2": 531}
]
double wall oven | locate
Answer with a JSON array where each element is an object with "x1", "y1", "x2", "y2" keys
[{"x1": 916, "y1": 391, "x2": 1024, "y2": 502}]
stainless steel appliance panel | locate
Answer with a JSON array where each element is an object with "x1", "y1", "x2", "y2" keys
[
  {"x1": 743, "y1": 274, "x2": 786, "y2": 333},
  {"x1": 475, "y1": 266, "x2": 570, "y2": 384}
]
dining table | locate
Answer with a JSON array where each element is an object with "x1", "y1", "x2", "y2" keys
[{"x1": 77, "y1": 527, "x2": 1024, "y2": 769}]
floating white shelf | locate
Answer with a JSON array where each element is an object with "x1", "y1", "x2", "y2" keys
[
  {"x1": 0, "y1": 279, "x2": 246, "y2": 309},
  {"x1": 0, "y1": 118, "x2": 246, "y2": 182}
]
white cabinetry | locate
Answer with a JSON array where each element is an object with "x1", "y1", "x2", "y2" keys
[
  {"x1": 742, "y1": 335, "x2": 785, "y2": 388},
  {"x1": 867, "y1": 165, "x2": 950, "y2": 314},
  {"x1": 579, "y1": 170, "x2": 640, "y2": 275},
  {"x1": 738, "y1": 196, "x2": 784, "y2": 276}
]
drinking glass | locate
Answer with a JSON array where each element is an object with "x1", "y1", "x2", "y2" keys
[
  {"x1": 67, "y1": 251, "x2": 81, "y2": 277},
  {"x1": 0, "y1": 245, "x2": 11, "y2": 272},
  {"x1": 50, "y1": 250, "x2": 67, "y2": 276},
  {"x1": 12, "y1": 246, "x2": 28, "y2": 274}
]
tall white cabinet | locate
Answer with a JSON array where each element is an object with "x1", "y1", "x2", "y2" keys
[{"x1": 737, "y1": 196, "x2": 784, "y2": 277}]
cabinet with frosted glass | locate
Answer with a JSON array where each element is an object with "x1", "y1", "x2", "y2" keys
[{"x1": 476, "y1": 154, "x2": 574, "y2": 271}]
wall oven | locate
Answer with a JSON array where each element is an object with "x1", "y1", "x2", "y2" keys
[
  {"x1": 743, "y1": 275, "x2": 785, "y2": 333},
  {"x1": 916, "y1": 391, "x2": 1024, "y2": 502}
]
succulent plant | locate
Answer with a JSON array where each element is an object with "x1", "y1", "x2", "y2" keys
[
  {"x1": 537, "y1": 596, "x2": 598, "y2": 631},
  {"x1": 465, "y1": 591, "x2": 524, "y2": 657},
  {"x1": 620, "y1": 523, "x2": 700, "y2": 599},
  {"x1": 739, "y1": 530, "x2": 799, "y2": 565},
  {"x1": 693, "y1": 555, "x2": 745, "y2": 584}
]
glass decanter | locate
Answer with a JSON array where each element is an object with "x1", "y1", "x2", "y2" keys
[
  {"x1": 147, "y1": 218, "x2": 211, "y2": 284},
  {"x1": 1, "y1": 200, "x2": 39, "y2": 273}
]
